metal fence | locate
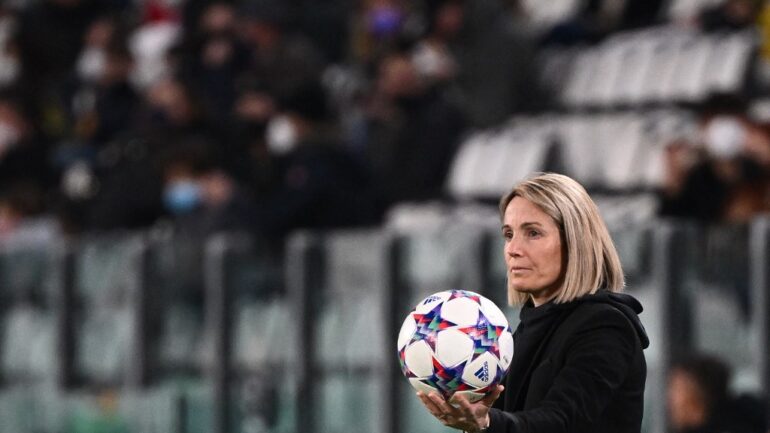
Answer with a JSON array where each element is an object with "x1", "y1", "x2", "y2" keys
[{"x1": 0, "y1": 217, "x2": 768, "y2": 433}]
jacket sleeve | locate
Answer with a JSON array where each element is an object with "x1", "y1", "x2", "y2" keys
[{"x1": 486, "y1": 307, "x2": 640, "y2": 433}]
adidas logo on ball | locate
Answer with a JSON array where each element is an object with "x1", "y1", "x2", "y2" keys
[{"x1": 474, "y1": 361, "x2": 489, "y2": 382}]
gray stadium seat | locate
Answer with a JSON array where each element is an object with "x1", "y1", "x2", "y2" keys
[
  {"x1": 76, "y1": 308, "x2": 134, "y2": 385},
  {"x1": 685, "y1": 226, "x2": 759, "y2": 392},
  {"x1": 1, "y1": 306, "x2": 56, "y2": 384},
  {"x1": 313, "y1": 230, "x2": 392, "y2": 433},
  {"x1": 75, "y1": 234, "x2": 144, "y2": 306}
]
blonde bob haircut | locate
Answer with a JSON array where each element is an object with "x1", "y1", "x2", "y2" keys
[{"x1": 499, "y1": 173, "x2": 625, "y2": 305}]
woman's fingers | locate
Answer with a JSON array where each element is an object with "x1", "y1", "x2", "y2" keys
[
  {"x1": 428, "y1": 392, "x2": 460, "y2": 416},
  {"x1": 480, "y1": 385, "x2": 504, "y2": 406},
  {"x1": 417, "y1": 392, "x2": 445, "y2": 419},
  {"x1": 418, "y1": 390, "x2": 497, "y2": 430}
]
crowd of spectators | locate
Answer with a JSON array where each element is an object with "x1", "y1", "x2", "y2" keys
[
  {"x1": 0, "y1": 0, "x2": 539, "y2": 248},
  {"x1": 660, "y1": 96, "x2": 770, "y2": 223},
  {"x1": 0, "y1": 0, "x2": 769, "y2": 250}
]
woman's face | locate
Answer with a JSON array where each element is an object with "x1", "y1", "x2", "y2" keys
[{"x1": 502, "y1": 196, "x2": 564, "y2": 306}]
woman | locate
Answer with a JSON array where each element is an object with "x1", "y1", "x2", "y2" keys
[{"x1": 417, "y1": 172, "x2": 649, "y2": 432}]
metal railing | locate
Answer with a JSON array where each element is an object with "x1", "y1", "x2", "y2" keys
[{"x1": 0, "y1": 218, "x2": 768, "y2": 433}]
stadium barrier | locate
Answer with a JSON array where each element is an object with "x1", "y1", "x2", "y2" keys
[{"x1": 0, "y1": 217, "x2": 769, "y2": 433}]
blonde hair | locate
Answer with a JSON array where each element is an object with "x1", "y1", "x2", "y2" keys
[{"x1": 499, "y1": 173, "x2": 624, "y2": 305}]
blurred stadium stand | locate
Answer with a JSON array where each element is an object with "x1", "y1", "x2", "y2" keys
[{"x1": 1, "y1": 0, "x2": 770, "y2": 432}]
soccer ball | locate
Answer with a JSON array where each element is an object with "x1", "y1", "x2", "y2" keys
[{"x1": 397, "y1": 289, "x2": 514, "y2": 403}]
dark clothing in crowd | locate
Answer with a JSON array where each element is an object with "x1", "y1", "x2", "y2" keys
[
  {"x1": 660, "y1": 162, "x2": 728, "y2": 222},
  {"x1": 671, "y1": 353, "x2": 768, "y2": 433},
  {"x1": 452, "y1": 0, "x2": 538, "y2": 126},
  {"x1": 90, "y1": 81, "x2": 141, "y2": 146},
  {"x1": 17, "y1": 0, "x2": 104, "y2": 87},
  {"x1": 489, "y1": 291, "x2": 648, "y2": 433},
  {"x1": 248, "y1": 32, "x2": 326, "y2": 101},
  {"x1": 255, "y1": 140, "x2": 378, "y2": 240},
  {"x1": 0, "y1": 140, "x2": 50, "y2": 191},
  {"x1": 678, "y1": 394, "x2": 768, "y2": 433},
  {"x1": 366, "y1": 89, "x2": 465, "y2": 206},
  {"x1": 660, "y1": 158, "x2": 770, "y2": 222},
  {"x1": 171, "y1": 187, "x2": 257, "y2": 237}
]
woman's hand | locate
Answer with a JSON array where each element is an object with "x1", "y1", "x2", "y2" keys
[{"x1": 417, "y1": 385, "x2": 503, "y2": 432}]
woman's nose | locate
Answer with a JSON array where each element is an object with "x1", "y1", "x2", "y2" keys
[{"x1": 505, "y1": 238, "x2": 523, "y2": 257}]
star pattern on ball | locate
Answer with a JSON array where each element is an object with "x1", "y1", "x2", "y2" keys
[
  {"x1": 449, "y1": 289, "x2": 482, "y2": 305},
  {"x1": 458, "y1": 309, "x2": 506, "y2": 362},
  {"x1": 425, "y1": 356, "x2": 473, "y2": 398},
  {"x1": 411, "y1": 304, "x2": 457, "y2": 351},
  {"x1": 398, "y1": 346, "x2": 418, "y2": 378}
]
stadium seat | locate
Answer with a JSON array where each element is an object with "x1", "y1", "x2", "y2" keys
[
  {"x1": 313, "y1": 230, "x2": 392, "y2": 433},
  {"x1": 0, "y1": 245, "x2": 59, "y2": 386},
  {"x1": 74, "y1": 234, "x2": 145, "y2": 307},
  {"x1": 685, "y1": 226, "x2": 759, "y2": 392},
  {"x1": 145, "y1": 229, "x2": 209, "y2": 381},
  {"x1": 1, "y1": 306, "x2": 56, "y2": 384},
  {"x1": 394, "y1": 223, "x2": 490, "y2": 433},
  {"x1": 76, "y1": 308, "x2": 134, "y2": 385},
  {"x1": 705, "y1": 31, "x2": 756, "y2": 95}
]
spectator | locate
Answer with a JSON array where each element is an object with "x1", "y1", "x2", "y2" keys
[
  {"x1": 226, "y1": 78, "x2": 278, "y2": 195},
  {"x1": 668, "y1": 353, "x2": 767, "y2": 433},
  {"x1": 294, "y1": 0, "x2": 351, "y2": 64},
  {"x1": 410, "y1": 0, "x2": 463, "y2": 87},
  {"x1": 179, "y1": 2, "x2": 250, "y2": 122},
  {"x1": 364, "y1": 51, "x2": 465, "y2": 207},
  {"x1": 698, "y1": 0, "x2": 762, "y2": 33},
  {"x1": 349, "y1": 0, "x2": 418, "y2": 71},
  {"x1": 238, "y1": 0, "x2": 326, "y2": 103},
  {"x1": 159, "y1": 138, "x2": 256, "y2": 237},
  {"x1": 71, "y1": 16, "x2": 140, "y2": 147},
  {"x1": 660, "y1": 102, "x2": 770, "y2": 223},
  {"x1": 62, "y1": 77, "x2": 217, "y2": 232},
  {"x1": 16, "y1": 0, "x2": 110, "y2": 141},
  {"x1": 255, "y1": 81, "x2": 378, "y2": 244},
  {"x1": 0, "y1": 93, "x2": 50, "y2": 191},
  {"x1": 450, "y1": 0, "x2": 539, "y2": 126}
]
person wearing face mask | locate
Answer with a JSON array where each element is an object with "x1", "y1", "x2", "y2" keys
[
  {"x1": 160, "y1": 139, "x2": 257, "y2": 237},
  {"x1": 660, "y1": 110, "x2": 770, "y2": 223},
  {"x1": 73, "y1": 18, "x2": 141, "y2": 147},
  {"x1": 253, "y1": 81, "x2": 378, "y2": 246},
  {"x1": 416, "y1": 173, "x2": 648, "y2": 433}
]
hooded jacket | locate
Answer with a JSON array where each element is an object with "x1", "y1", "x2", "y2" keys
[{"x1": 487, "y1": 290, "x2": 649, "y2": 433}]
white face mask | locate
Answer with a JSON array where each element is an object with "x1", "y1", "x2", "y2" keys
[
  {"x1": 76, "y1": 47, "x2": 106, "y2": 82},
  {"x1": 265, "y1": 115, "x2": 298, "y2": 155},
  {"x1": 703, "y1": 116, "x2": 746, "y2": 159},
  {"x1": 62, "y1": 161, "x2": 97, "y2": 199}
]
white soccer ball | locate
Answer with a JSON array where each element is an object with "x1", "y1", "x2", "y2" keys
[{"x1": 397, "y1": 290, "x2": 514, "y2": 403}]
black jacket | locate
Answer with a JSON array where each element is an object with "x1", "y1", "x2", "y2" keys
[{"x1": 487, "y1": 291, "x2": 649, "y2": 433}]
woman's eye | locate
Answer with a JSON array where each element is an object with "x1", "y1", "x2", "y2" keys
[
  {"x1": 528, "y1": 230, "x2": 541, "y2": 238},
  {"x1": 503, "y1": 231, "x2": 512, "y2": 240}
]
